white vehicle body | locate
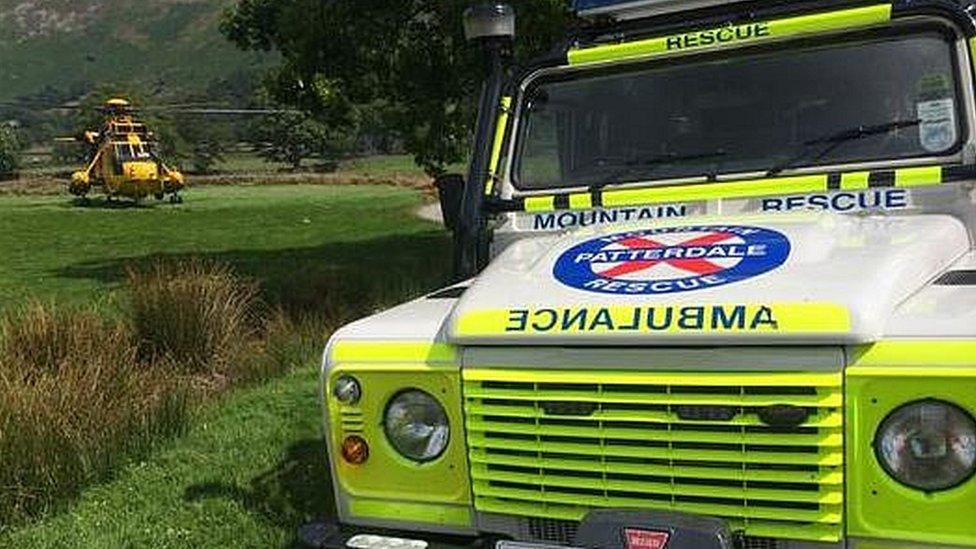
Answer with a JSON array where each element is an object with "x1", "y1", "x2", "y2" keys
[{"x1": 321, "y1": 2, "x2": 976, "y2": 548}]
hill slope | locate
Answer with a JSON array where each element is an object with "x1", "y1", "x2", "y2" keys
[{"x1": 0, "y1": 0, "x2": 269, "y2": 102}]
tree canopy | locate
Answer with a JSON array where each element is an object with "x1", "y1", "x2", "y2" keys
[
  {"x1": 221, "y1": 0, "x2": 571, "y2": 175},
  {"x1": 249, "y1": 108, "x2": 352, "y2": 169}
]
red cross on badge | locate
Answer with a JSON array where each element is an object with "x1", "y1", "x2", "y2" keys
[{"x1": 599, "y1": 231, "x2": 735, "y2": 278}]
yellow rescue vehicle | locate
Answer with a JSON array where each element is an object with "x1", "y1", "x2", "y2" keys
[
  {"x1": 68, "y1": 98, "x2": 185, "y2": 203},
  {"x1": 318, "y1": 1, "x2": 976, "y2": 548}
]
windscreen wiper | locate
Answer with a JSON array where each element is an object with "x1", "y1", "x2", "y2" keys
[
  {"x1": 592, "y1": 149, "x2": 728, "y2": 190},
  {"x1": 765, "y1": 118, "x2": 921, "y2": 177}
]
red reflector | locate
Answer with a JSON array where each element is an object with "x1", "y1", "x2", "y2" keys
[{"x1": 624, "y1": 528, "x2": 670, "y2": 549}]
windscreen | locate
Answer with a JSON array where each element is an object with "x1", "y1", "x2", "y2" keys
[
  {"x1": 115, "y1": 143, "x2": 152, "y2": 162},
  {"x1": 515, "y1": 27, "x2": 963, "y2": 191}
]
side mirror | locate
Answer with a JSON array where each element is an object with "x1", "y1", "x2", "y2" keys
[{"x1": 434, "y1": 174, "x2": 465, "y2": 231}]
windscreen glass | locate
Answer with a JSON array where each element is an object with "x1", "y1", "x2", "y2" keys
[{"x1": 515, "y1": 28, "x2": 963, "y2": 190}]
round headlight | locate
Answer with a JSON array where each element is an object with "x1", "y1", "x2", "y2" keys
[
  {"x1": 875, "y1": 400, "x2": 976, "y2": 492},
  {"x1": 383, "y1": 390, "x2": 450, "y2": 463},
  {"x1": 333, "y1": 375, "x2": 361, "y2": 405}
]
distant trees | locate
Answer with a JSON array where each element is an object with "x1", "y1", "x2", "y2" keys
[
  {"x1": 221, "y1": 0, "x2": 571, "y2": 175},
  {"x1": 0, "y1": 85, "x2": 83, "y2": 147},
  {"x1": 188, "y1": 138, "x2": 227, "y2": 174},
  {"x1": 172, "y1": 113, "x2": 231, "y2": 174},
  {"x1": 249, "y1": 108, "x2": 351, "y2": 170},
  {"x1": 0, "y1": 124, "x2": 22, "y2": 180}
]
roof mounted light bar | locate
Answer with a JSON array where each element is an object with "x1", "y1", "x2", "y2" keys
[{"x1": 573, "y1": 0, "x2": 752, "y2": 20}]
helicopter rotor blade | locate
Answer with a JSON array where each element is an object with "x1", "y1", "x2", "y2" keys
[{"x1": 2, "y1": 98, "x2": 299, "y2": 116}]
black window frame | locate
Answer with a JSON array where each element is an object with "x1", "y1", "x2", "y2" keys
[{"x1": 510, "y1": 21, "x2": 969, "y2": 192}]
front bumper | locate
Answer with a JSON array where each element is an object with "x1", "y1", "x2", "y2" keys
[
  {"x1": 304, "y1": 520, "x2": 976, "y2": 549},
  {"x1": 300, "y1": 508, "x2": 735, "y2": 549}
]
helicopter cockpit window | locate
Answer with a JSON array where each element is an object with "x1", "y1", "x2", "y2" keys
[
  {"x1": 110, "y1": 145, "x2": 125, "y2": 174},
  {"x1": 514, "y1": 26, "x2": 963, "y2": 190},
  {"x1": 114, "y1": 144, "x2": 152, "y2": 163},
  {"x1": 133, "y1": 144, "x2": 152, "y2": 160},
  {"x1": 115, "y1": 144, "x2": 133, "y2": 163}
]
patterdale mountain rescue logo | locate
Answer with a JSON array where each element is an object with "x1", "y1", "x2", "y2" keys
[{"x1": 553, "y1": 225, "x2": 791, "y2": 295}]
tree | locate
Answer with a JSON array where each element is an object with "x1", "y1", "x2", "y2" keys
[
  {"x1": 173, "y1": 113, "x2": 231, "y2": 174},
  {"x1": 0, "y1": 124, "x2": 21, "y2": 180},
  {"x1": 221, "y1": 0, "x2": 571, "y2": 175},
  {"x1": 250, "y1": 108, "x2": 351, "y2": 170}
]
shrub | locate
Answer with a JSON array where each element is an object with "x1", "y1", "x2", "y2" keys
[
  {"x1": 127, "y1": 259, "x2": 262, "y2": 374},
  {"x1": 0, "y1": 125, "x2": 20, "y2": 180},
  {"x1": 0, "y1": 304, "x2": 190, "y2": 523}
]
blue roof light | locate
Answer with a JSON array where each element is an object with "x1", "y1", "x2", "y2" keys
[
  {"x1": 574, "y1": 0, "x2": 745, "y2": 19},
  {"x1": 573, "y1": 0, "x2": 641, "y2": 11}
]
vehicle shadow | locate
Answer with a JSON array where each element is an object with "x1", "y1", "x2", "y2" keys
[{"x1": 183, "y1": 438, "x2": 336, "y2": 547}]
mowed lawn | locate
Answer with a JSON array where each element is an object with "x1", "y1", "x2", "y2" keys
[
  {"x1": 0, "y1": 184, "x2": 452, "y2": 547},
  {"x1": 0, "y1": 185, "x2": 450, "y2": 309}
]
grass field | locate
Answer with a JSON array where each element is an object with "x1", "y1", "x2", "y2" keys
[
  {"x1": 0, "y1": 184, "x2": 449, "y2": 308},
  {"x1": 0, "y1": 183, "x2": 452, "y2": 544}
]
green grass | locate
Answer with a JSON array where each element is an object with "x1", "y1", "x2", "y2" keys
[
  {"x1": 0, "y1": 365, "x2": 327, "y2": 548},
  {"x1": 0, "y1": 184, "x2": 450, "y2": 309},
  {"x1": 0, "y1": 183, "x2": 453, "y2": 541}
]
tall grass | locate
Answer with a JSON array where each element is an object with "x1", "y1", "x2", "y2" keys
[
  {"x1": 0, "y1": 304, "x2": 114, "y2": 381},
  {"x1": 0, "y1": 304, "x2": 189, "y2": 523},
  {"x1": 127, "y1": 260, "x2": 261, "y2": 374},
  {"x1": 0, "y1": 260, "x2": 310, "y2": 526}
]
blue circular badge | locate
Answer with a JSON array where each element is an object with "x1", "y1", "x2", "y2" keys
[{"x1": 553, "y1": 224, "x2": 791, "y2": 295}]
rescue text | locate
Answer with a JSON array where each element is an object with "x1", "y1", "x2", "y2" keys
[{"x1": 666, "y1": 23, "x2": 771, "y2": 51}]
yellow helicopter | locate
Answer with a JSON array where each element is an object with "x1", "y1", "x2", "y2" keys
[{"x1": 62, "y1": 98, "x2": 185, "y2": 204}]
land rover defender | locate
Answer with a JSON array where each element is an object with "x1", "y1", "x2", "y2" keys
[{"x1": 321, "y1": 1, "x2": 976, "y2": 547}]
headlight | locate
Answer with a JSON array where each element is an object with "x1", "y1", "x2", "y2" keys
[
  {"x1": 383, "y1": 390, "x2": 450, "y2": 462},
  {"x1": 333, "y1": 375, "x2": 362, "y2": 405},
  {"x1": 875, "y1": 400, "x2": 976, "y2": 492}
]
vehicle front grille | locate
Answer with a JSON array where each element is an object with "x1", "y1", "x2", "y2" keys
[{"x1": 462, "y1": 369, "x2": 844, "y2": 543}]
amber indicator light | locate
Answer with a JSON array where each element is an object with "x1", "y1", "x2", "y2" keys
[{"x1": 342, "y1": 435, "x2": 370, "y2": 465}]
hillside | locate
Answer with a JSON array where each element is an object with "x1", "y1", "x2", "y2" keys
[{"x1": 0, "y1": 0, "x2": 269, "y2": 102}]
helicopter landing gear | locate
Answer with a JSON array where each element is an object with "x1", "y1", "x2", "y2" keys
[{"x1": 169, "y1": 194, "x2": 184, "y2": 205}]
